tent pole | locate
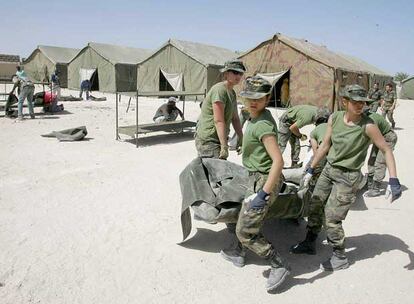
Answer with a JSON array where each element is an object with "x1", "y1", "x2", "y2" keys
[
  {"x1": 115, "y1": 92, "x2": 119, "y2": 140},
  {"x1": 136, "y1": 90, "x2": 139, "y2": 148}
]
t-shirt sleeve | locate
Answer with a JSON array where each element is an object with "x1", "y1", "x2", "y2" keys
[
  {"x1": 310, "y1": 128, "x2": 316, "y2": 140},
  {"x1": 210, "y1": 86, "x2": 228, "y2": 104},
  {"x1": 255, "y1": 121, "x2": 277, "y2": 142}
]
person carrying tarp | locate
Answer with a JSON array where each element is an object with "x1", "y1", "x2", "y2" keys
[
  {"x1": 195, "y1": 60, "x2": 245, "y2": 160},
  {"x1": 290, "y1": 84, "x2": 402, "y2": 272},
  {"x1": 278, "y1": 104, "x2": 320, "y2": 168},
  {"x1": 220, "y1": 76, "x2": 290, "y2": 292},
  {"x1": 364, "y1": 105, "x2": 398, "y2": 197},
  {"x1": 15, "y1": 66, "x2": 35, "y2": 120},
  {"x1": 153, "y1": 97, "x2": 184, "y2": 123},
  {"x1": 367, "y1": 82, "x2": 382, "y2": 113},
  {"x1": 381, "y1": 83, "x2": 397, "y2": 129}
]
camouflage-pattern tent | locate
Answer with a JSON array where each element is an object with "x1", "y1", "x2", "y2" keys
[
  {"x1": 400, "y1": 76, "x2": 414, "y2": 100},
  {"x1": 68, "y1": 42, "x2": 151, "y2": 93},
  {"x1": 238, "y1": 33, "x2": 392, "y2": 110},
  {"x1": 0, "y1": 54, "x2": 20, "y2": 81},
  {"x1": 137, "y1": 39, "x2": 237, "y2": 96},
  {"x1": 23, "y1": 45, "x2": 80, "y2": 88}
]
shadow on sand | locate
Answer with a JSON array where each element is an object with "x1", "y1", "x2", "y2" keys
[
  {"x1": 124, "y1": 131, "x2": 195, "y2": 147},
  {"x1": 180, "y1": 219, "x2": 414, "y2": 293}
]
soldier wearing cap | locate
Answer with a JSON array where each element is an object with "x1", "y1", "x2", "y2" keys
[
  {"x1": 381, "y1": 83, "x2": 397, "y2": 129},
  {"x1": 153, "y1": 97, "x2": 184, "y2": 123},
  {"x1": 367, "y1": 82, "x2": 382, "y2": 113},
  {"x1": 278, "y1": 104, "x2": 321, "y2": 168},
  {"x1": 364, "y1": 103, "x2": 398, "y2": 197},
  {"x1": 290, "y1": 84, "x2": 402, "y2": 272},
  {"x1": 220, "y1": 76, "x2": 290, "y2": 292},
  {"x1": 195, "y1": 59, "x2": 245, "y2": 159}
]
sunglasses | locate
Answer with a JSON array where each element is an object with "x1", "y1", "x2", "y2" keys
[{"x1": 230, "y1": 70, "x2": 244, "y2": 76}]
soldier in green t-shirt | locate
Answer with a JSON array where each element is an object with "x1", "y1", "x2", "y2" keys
[
  {"x1": 278, "y1": 105, "x2": 320, "y2": 168},
  {"x1": 363, "y1": 105, "x2": 398, "y2": 197},
  {"x1": 290, "y1": 84, "x2": 402, "y2": 272},
  {"x1": 195, "y1": 60, "x2": 246, "y2": 159},
  {"x1": 380, "y1": 83, "x2": 397, "y2": 129},
  {"x1": 220, "y1": 76, "x2": 289, "y2": 292},
  {"x1": 367, "y1": 82, "x2": 382, "y2": 113}
]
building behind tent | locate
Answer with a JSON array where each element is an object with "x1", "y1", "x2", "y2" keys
[
  {"x1": 137, "y1": 39, "x2": 237, "y2": 99},
  {"x1": 0, "y1": 54, "x2": 20, "y2": 81},
  {"x1": 23, "y1": 45, "x2": 80, "y2": 88},
  {"x1": 238, "y1": 33, "x2": 393, "y2": 110},
  {"x1": 399, "y1": 76, "x2": 414, "y2": 100},
  {"x1": 68, "y1": 42, "x2": 152, "y2": 93}
]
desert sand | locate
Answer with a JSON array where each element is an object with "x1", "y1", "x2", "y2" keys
[{"x1": 1, "y1": 86, "x2": 413, "y2": 303}]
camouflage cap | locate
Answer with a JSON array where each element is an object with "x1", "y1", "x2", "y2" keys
[
  {"x1": 220, "y1": 59, "x2": 246, "y2": 73},
  {"x1": 239, "y1": 76, "x2": 272, "y2": 99},
  {"x1": 340, "y1": 84, "x2": 371, "y2": 102}
]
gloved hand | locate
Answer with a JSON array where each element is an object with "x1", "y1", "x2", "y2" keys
[
  {"x1": 236, "y1": 136, "x2": 243, "y2": 155},
  {"x1": 300, "y1": 134, "x2": 308, "y2": 141},
  {"x1": 300, "y1": 167, "x2": 314, "y2": 188},
  {"x1": 219, "y1": 145, "x2": 229, "y2": 160},
  {"x1": 385, "y1": 177, "x2": 402, "y2": 203},
  {"x1": 245, "y1": 189, "x2": 270, "y2": 211}
]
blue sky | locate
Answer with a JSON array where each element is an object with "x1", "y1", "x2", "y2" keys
[{"x1": 2, "y1": 0, "x2": 413, "y2": 75}]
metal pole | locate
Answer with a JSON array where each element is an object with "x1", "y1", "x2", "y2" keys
[
  {"x1": 116, "y1": 92, "x2": 119, "y2": 140},
  {"x1": 136, "y1": 90, "x2": 139, "y2": 148}
]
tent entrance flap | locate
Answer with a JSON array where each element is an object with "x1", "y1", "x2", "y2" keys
[
  {"x1": 256, "y1": 70, "x2": 290, "y2": 108},
  {"x1": 160, "y1": 69, "x2": 183, "y2": 92},
  {"x1": 80, "y1": 68, "x2": 96, "y2": 81}
]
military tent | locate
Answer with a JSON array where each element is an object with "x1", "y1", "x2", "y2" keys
[
  {"x1": 0, "y1": 54, "x2": 20, "y2": 81},
  {"x1": 137, "y1": 39, "x2": 237, "y2": 96},
  {"x1": 68, "y1": 42, "x2": 151, "y2": 93},
  {"x1": 400, "y1": 76, "x2": 414, "y2": 100},
  {"x1": 23, "y1": 45, "x2": 80, "y2": 88},
  {"x1": 238, "y1": 33, "x2": 392, "y2": 109}
]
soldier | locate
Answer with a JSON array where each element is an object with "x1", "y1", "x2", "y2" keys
[
  {"x1": 367, "y1": 82, "x2": 382, "y2": 113},
  {"x1": 195, "y1": 60, "x2": 245, "y2": 159},
  {"x1": 278, "y1": 105, "x2": 322, "y2": 168},
  {"x1": 153, "y1": 97, "x2": 184, "y2": 123},
  {"x1": 290, "y1": 85, "x2": 402, "y2": 271},
  {"x1": 220, "y1": 76, "x2": 289, "y2": 292},
  {"x1": 364, "y1": 106, "x2": 398, "y2": 197},
  {"x1": 381, "y1": 83, "x2": 397, "y2": 129}
]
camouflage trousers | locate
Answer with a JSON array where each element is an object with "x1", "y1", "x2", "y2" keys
[
  {"x1": 278, "y1": 118, "x2": 300, "y2": 163},
  {"x1": 367, "y1": 130, "x2": 398, "y2": 183},
  {"x1": 195, "y1": 137, "x2": 221, "y2": 158},
  {"x1": 236, "y1": 172, "x2": 283, "y2": 258},
  {"x1": 369, "y1": 101, "x2": 379, "y2": 113},
  {"x1": 307, "y1": 162, "x2": 362, "y2": 251},
  {"x1": 381, "y1": 107, "x2": 395, "y2": 125}
]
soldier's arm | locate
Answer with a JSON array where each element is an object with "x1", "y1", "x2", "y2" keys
[
  {"x1": 289, "y1": 123, "x2": 302, "y2": 137},
  {"x1": 310, "y1": 116, "x2": 332, "y2": 169}
]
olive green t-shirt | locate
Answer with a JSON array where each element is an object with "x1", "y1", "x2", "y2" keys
[
  {"x1": 242, "y1": 109, "x2": 278, "y2": 174},
  {"x1": 196, "y1": 82, "x2": 237, "y2": 142},
  {"x1": 368, "y1": 112, "x2": 391, "y2": 135},
  {"x1": 310, "y1": 123, "x2": 327, "y2": 145},
  {"x1": 286, "y1": 105, "x2": 318, "y2": 128},
  {"x1": 327, "y1": 111, "x2": 373, "y2": 170}
]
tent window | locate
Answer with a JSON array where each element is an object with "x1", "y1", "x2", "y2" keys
[
  {"x1": 257, "y1": 70, "x2": 290, "y2": 108},
  {"x1": 159, "y1": 71, "x2": 174, "y2": 92}
]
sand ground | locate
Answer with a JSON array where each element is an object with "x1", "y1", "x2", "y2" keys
[{"x1": 0, "y1": 86, "x2": 413, "y2": 304}]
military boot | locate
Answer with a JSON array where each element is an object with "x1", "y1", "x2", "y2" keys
[
  {"x1": 290, "y1": 230, "x2": 318, "y2": 255},
  {"x1": 320, "y1": 249, "x2": 349, "y2": 271},
  {"x1": 266, "y1": 251, "x2": 290, "y2": 292},
  {"x1": 364, "y1": 181, "x2": 382, "y2": 197},
  {"x1": 366, "y1": 174, "x2": 374, "y2": 190},
  {"x1": 391, "y1": 122, "x2": 396, "y2": 129},
  {"x1": 220, "y1": 241, "x2": 246, "y2": 267}
]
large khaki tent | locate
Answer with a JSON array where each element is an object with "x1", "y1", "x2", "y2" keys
[
  {"x1": 23, "y1": 45, "x2": 80, "y2": 88},
  {"x1": 137, "y1": 39, "x2": 237, "y2": 96},
  {"x1": 68, "y1": 42, "x2": 151, "y2": 93},
  {"x1": 0, "y1": 54, "x2": 20, "y2": 81},
  {"x1": 238, "y1": 33, "x2": 392, "y2": 109},
  {"x1": 400, "y1": 76, "x2": 414, "y2": 100}
]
